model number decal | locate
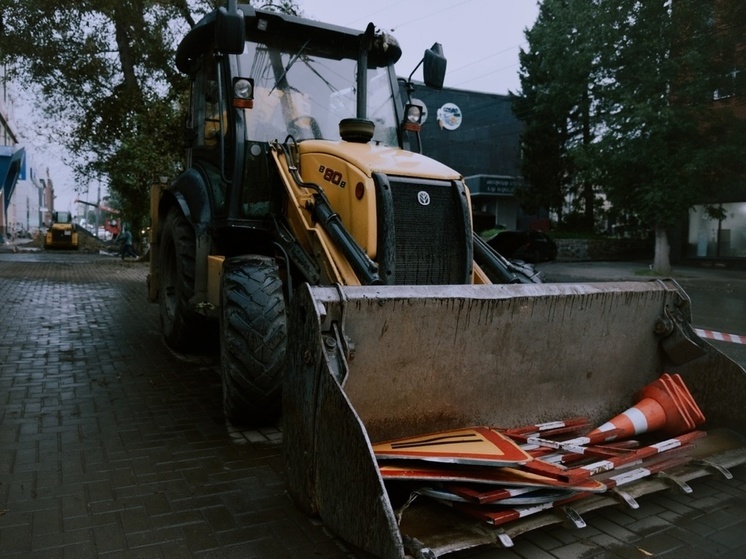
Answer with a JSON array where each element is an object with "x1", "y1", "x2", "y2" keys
[{"x1": 319, "y1": 165, "x2": 346, "y2": 188}]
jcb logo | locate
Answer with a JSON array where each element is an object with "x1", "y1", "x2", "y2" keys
[{"x1": 319, "y1": 166, "x2": 346, "y2": 188}]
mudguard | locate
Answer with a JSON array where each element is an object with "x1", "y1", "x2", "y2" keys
[{"x1": 154, "y1": 168, "x2": 213, "y2": 310}]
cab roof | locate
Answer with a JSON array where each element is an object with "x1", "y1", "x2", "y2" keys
[{"x1": 175, "y1": 5, "x2": 401, "y2": 74}]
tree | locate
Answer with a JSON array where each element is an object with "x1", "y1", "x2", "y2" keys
[
  {"x1": 595, "y1": 0, "x2": 746, "y2": 273},
  {"x1": 515, "y1": 0, "x2": 746, "y2": 273},
  {"x1": 514, "y1": 0, "x2": 606, "y2": 231},
  {"x1": 0, "y1": 0, "x2": 301, "y2": 230}
]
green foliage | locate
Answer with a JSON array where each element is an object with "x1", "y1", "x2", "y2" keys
[
  {"x1": 479, "y1": 228, "x2": 506, "y2": 240},
  {"x1": 515, "y1": 0, "x2": 746, "y2": 269},
  {"x1": 549, "y1": 230, "x2": 606, "y2": 240},
  {"x1": 595, "y1": 0, "x2": 746, "y2": 231},
  {"x1": 513, "y1": 0, "x2": 606, "y2": 231},
  {"x1": 0, "y1": 0, "x2": 301, "y2": 227}
]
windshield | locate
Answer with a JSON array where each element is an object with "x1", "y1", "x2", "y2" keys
[{"x1": 236, "y1": 40, "x2": 399, "y2": 145}]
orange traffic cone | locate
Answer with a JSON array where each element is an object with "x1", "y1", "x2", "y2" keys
[{"x1": 587, "y1": 373, "x2": 705, "y2": 442}]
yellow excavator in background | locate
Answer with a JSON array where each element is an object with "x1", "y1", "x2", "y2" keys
[
  {"x1": 147, "y1": 3, "x2": 746, "y2": 556},
  {"x1": 44, "y1": 211, "x2": 78, "y2": 250}
]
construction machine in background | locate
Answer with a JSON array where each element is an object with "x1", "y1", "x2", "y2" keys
[
  {"x1": 44, "y1": 211, "x2": 79, "y2": 250},
  {"x1": 75, "y1": 199, "x2": 122, "y2": 239},
  {"x1": 148, "y1": 3, "x2": 746, "y2": 556}
]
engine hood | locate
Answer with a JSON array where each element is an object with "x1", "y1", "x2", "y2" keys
[{"x1": 298, "y1": 140, "x2": 462, "y2": 181}]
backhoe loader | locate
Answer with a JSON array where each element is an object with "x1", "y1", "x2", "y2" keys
[
  {"x1": 44, "y1": 211, "x2": 78, "y2": 250},
  {"x1": 148, "y1": 1, "x2": 536, "y2": 425},
  {"x1": 149, "y1": 3, "x2": 746, "y2": 557}
]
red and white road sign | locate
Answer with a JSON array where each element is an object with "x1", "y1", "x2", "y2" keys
[{"x1": 373, "y1": 427, "x2": 533, "y2": 466}]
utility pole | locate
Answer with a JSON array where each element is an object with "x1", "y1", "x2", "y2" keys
[{"x1": 95, "y1": 181, "x2": 101, "y2": 238}]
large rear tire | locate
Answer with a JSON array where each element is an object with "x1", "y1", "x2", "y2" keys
[
  {"x1": 220, "y1": 256, "x2": 287, "y2": 425},
  {"x1": 158, "y1": 207, "x2": 207, "y2": 351}
]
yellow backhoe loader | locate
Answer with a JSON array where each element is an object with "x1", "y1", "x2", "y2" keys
[
  {"x1": 44, "y1": 211, "x2": 78, "y2": 250},
  {"x1": 148, "y1": 3, "x2": 746, "y2": 556}
]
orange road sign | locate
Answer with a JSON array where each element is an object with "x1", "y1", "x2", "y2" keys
[
  {"x1": 373, "y1": 427, "x2": 534, "y2": 466},
  {"x1": 378, "y1": 462, "x2": 607, "y2": 493}
]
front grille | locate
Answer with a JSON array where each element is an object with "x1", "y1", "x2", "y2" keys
[
  {"x1": 375, "y1": 175, "x2": 472, "y2": 285},
  {"x1": 52, "y1": 229, "x2": 73, "y2": 243}
]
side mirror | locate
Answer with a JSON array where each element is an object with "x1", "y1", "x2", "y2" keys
[
  {"x1": 423, "y1": 43, "x2": 446, "y2": 90},
  {"x1": 216, "y1": 0, "x2": 248, "y2": 55}
]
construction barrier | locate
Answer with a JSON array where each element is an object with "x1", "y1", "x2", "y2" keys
[{"x1": 695, "y1": 328, "x2": 746, "y2": 345}]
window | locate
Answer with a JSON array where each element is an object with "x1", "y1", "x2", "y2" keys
[{"x1": 713, "y1": 67, "x2": 743, "y2": 100}]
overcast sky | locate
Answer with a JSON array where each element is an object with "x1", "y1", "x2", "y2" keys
[{"x1": 299, "y1": 0, "x2": 540, "y2": 95}]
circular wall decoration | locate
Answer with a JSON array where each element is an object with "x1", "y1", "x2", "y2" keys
[{"x1": 437, "y1": 102, "x2": 462, "y2": 130}]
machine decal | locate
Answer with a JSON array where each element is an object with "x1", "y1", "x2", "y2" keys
[
  {"x1": 417, "y1": 191, "x2": 431, "y2": 206},
  {"x1": 319, "y1": 165, "x2": 346, "y2": 188}
]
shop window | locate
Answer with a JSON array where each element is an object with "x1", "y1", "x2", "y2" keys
[{"x1": 688, "y1": 203, "x2": 746, "y2": 258}]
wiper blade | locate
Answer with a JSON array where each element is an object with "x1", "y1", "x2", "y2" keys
[{"x1": 268, "y1": 39, "x2": 310, "y2": 96}]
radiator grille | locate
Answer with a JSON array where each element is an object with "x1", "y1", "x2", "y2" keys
[
  {"x1": 387, "y1": 177, "x2": 469, "y2": 285},
  {"x1": 51, "y1": 229, "x2": 73, "y2": 243}
]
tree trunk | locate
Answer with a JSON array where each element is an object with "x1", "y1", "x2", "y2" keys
[{"x1": 652, "y1": 225, "x2": 672, "y2": 275}]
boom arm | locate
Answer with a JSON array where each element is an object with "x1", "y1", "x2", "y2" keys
[{"x1": 75, "y1": 199, "x2": 120, "y2": 214}]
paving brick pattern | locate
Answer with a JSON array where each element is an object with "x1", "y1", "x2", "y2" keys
[{"x1": 1, "y1": 254, "x2": 745, "y2": 558}]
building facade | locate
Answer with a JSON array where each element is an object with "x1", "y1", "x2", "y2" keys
[
  {"x1": 0, "y1": 63, "x2": 26, "y2": 238},
  {"x1": 401, "y1": 83, "x2": 526, "y2": 233},
  {"x1": 6, "y1": 154, "x2": 47, "y2": 237},
  {"x1": 0, "y1": 65, "x2": 58, "y2": 241}
]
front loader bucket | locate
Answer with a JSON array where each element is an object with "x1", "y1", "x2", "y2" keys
[{"x1": 283, "y1": 281, "x2": 746, "y2": 559}]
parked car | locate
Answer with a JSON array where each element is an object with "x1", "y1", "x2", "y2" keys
[{"x1": 486, "y1": 230, "x2": 558, "y2": 263}]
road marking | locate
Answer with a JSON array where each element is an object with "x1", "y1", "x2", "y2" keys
[{"x1": 695, "y1": 328, "x2": 746, "y2": 345}]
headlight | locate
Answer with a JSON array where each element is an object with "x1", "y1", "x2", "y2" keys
[
  {"x1": 232, "y1": 78, "x2": 254, "y2": 109},
  {"x1": 233, "y1": 78, "x2": 253, "y2": 99},
  {"x1": 406, "y1": 104, "x2": 422, "y2": 124},
  {"x1": 402, "y1": 103, "x2": 423, "y2": 132}
]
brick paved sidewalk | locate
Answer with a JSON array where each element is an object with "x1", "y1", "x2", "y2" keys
[
  {"x1": 0, "y1": 256, "x2": 354, "y2": 558},
  {"x1": 1, "y1": 255, "x2": 745, "y2": 558}
]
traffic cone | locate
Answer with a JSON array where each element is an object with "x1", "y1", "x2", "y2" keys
[{"x1": 587, "y1": 373, "x2": 705, "y2": 442}]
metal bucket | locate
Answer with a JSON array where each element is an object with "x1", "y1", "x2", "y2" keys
[{"x1": 283, "y1": 281, "x2": 746, "y2": 558}]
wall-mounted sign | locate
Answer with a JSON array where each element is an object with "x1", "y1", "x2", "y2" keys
[{"x1": 437, "y1": 102, "x2": 462, "y2": 130}]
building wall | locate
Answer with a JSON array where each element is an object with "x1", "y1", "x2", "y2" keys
[
  {"x1": 0, "y1": 63, "x2": 19, "y2": 236},
  {"x1": 400, "y1": 83, "x2": 524, "y2": 231},
  {"x1": 6, "y1": 155, "x2": 43, "y2": 236},
  {"x1": 0, "y1": 66, "x2": 59, "y2": 238},
  {"x1": 0, "y1": 63, "x2": 18, "y2": 147},
  {"x1": 403, "y1": 84, "x2": 523, "y2": 178}
]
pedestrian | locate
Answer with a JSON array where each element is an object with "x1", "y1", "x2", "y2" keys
[{"x1": 120, "y1": 228, "x2": 138, "y2": 260}]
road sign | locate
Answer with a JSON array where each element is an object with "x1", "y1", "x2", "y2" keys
[{"x1": 373, "y1": 427, "x2": 533, "y2": 466}]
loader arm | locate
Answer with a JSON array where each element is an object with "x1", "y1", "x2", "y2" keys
[{"x1": 269, "y1": 142, "x2": 371, "y2": 286}]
